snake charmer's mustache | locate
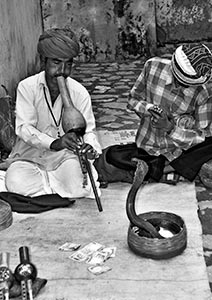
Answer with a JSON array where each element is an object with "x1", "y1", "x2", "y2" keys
[{"x1": 55, "y1": 73, "x2": 66, "y2": 77}]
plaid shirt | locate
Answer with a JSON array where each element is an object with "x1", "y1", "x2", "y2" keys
[{"x1": 128, "y1": 57, "x2": 212, "y2": 161}]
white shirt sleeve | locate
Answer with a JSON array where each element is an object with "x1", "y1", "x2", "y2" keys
[{"x1": 15, "y1": 80, "x2": 55, "y2": 149}]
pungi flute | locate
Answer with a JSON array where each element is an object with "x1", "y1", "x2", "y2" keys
[{"x1": 57, "y1": 76, "x2": 103, "y2": 212}]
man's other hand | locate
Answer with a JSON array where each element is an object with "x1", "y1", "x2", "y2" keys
[
  {"x1": 50, "y1": 131, "x2": 81, "y2": 152},
  {"x1": 79, "y1": 143, "x2": 99, "y2": 160},
  {"x1": 149, "y1": 107, "x2": 174, "y2": 133}
]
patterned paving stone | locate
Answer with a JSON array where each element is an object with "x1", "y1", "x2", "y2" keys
[
  {"x1": 72, "y1": 60, "x2": 144, "y2": 131},
  {"x1": 198, "y1": 207, "x2": 212, "y2": 234},
  {"x1": 196, "y1": 179, "x2": 212, "y2": 290},
  {"x1": 203, "y1": 235, "x2": 212, "y2": 250}
]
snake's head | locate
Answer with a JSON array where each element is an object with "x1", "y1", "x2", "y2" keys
[{"x1": 131, "y1": 158, "x2": 149, "y2": 185}]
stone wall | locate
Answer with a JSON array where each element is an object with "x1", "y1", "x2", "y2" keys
[
  {"x1": 1, "y1": 0, "x2": 212, "y2": 97},
  {"x1": 42, "y1": 0, "x2": 212, "y2": 59},
  {"x1": 155, "y1": 0, "x2": 212, "y2": 51},
  {"x1": 41, "y1": 0, "x2": 156, "y2": 62},
  {"x1": 0, "y1": 0, "x2": 43, "y2": 98}
]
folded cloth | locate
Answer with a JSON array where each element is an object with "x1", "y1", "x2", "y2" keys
[
  {"x1": 0, "y1": 192, "x2": 75, "y2": 213},
  {"x1": 9, "y1": 277, "x2": 47, "y2": 299},
  {"x1": 94, "y1": 146, "x2": 134, "y2": 184}
]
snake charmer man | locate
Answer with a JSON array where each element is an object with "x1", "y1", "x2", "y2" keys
[
  {"x1": 106, "y1": 43, "x2": 212, "y2": 184},
  {"x1": 5, "y1": 28, "x2": 101, "y2": 199}
]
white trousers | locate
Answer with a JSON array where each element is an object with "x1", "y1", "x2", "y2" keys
[{"x1": 5, "y1": 159, "x2": 101, "y2": 199}]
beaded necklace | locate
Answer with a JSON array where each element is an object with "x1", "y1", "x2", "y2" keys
[{"x1": 43, "y1": 87, "x2": 63, "y2": 138}]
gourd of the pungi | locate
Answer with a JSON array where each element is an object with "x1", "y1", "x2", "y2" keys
[{"x1": 57, "y1": 76, "x2": 86, "y2": 135}]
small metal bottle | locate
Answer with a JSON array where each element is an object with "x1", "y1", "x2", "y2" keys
[{"x1": 14, "y1": 246, "x2": 37, "y2": 300}]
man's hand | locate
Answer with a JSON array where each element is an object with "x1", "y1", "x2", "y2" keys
[
  {"x1": 127, "y1": 102, "x2": 144, "y2": 119},
  {"x1": 148, "y1": 105, "x2": 174, "y2": 133},
  {"x1": 79, "y1": 143, "x2": 99, "y2": 160},
  {"x1": 50, "y1": 131, "x2": 81, "y2": 152},
  {"x1": 50, "y1": 133, "x2": 99, "y2": 159}
]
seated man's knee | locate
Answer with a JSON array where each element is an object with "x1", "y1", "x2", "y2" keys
[
  {"x1": 5, "y1": 161, "x2": 43, "y2": 196},
  {"x1": 6, "y1": 163, "x2": 24, "y2": 192}
]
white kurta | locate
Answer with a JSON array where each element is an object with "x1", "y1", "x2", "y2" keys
[{"x1": 5, "y1": 71, "x2": 102, "y2": 199}]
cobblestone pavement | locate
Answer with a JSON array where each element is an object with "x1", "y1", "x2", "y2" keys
[
  {"x1": 73, "y1": 60, "x2": 143, "y2": 131},
  {"x1": 73, "y1": 60, "x2": 212, "y2": 291},
  {"x1": 196, "y1": 180, "x2": 212, "y2": 291}
]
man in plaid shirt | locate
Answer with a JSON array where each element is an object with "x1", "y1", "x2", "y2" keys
[{"x1": 106, "y1": 43, "x2": 212, "y2": 183}]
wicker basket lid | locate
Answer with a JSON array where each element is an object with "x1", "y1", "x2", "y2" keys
[{"x1": 0, "y1": 200, "x2": 13, "y2": 231}]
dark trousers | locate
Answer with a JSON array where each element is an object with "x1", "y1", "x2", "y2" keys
[{"x1": 106, "y1": 137, "x2": 212, "y2": 182}]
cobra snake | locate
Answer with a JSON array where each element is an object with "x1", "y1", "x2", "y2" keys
[{"x1": 126, "y1": 159, "x2": 163, "y2": 239}]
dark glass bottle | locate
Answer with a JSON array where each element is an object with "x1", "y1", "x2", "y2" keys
[{"x1": 14, "y1": 246, "x2": 37, "y2": 300}]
